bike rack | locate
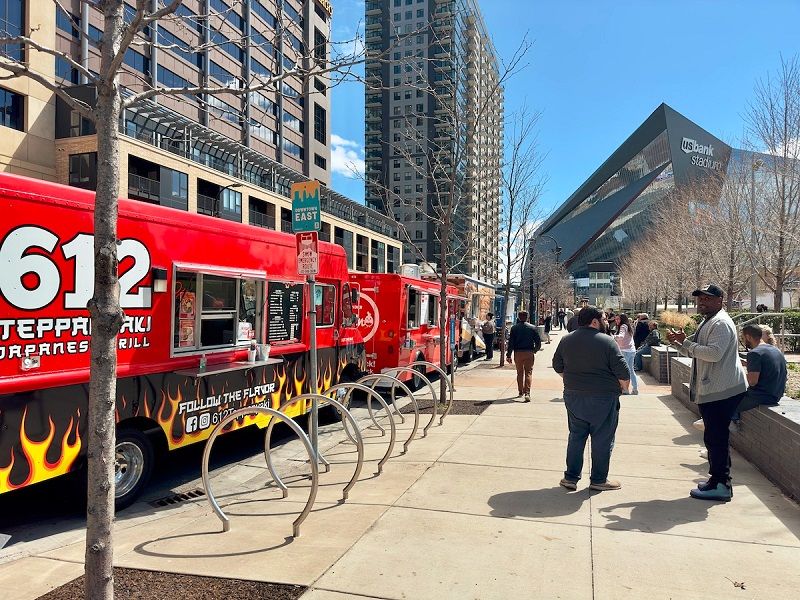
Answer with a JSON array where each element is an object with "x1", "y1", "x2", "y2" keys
[
  {"x1": 406, "y1": 361, "x2": 455, "y2": 426},
  {"x1": 262, "y1": 394, "x2": 363, "y2": 502},
  {"x1": 357, "y1": 374, "x2": 419, "y2": 454},
  {"x1": 201, "y1": 406, "x2": 318, "y2": 538},
  {"x1": 324, "y1": 382, "x2": 398, "y2": 475},
  {"x1": 380, "y1": 366, "x2": 437, "y2": 437}
]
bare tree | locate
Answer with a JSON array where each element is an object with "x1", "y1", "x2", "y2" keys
[
  {"x1": 0, "y1": 2, "x2": 367, "y2": 597},
  {"x1": 363, "y1": 12, "x2": 530, "y2": 397},
  {"x1": 497, "y1": 105, "x2": 545, "y2": 364},
  {"x1": 746, "y1": 55, "x2": 800, "y2": 310}
]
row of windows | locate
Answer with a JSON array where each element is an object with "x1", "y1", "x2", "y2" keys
[
  {"x1": 393, "y1": 0, "x2": 425, "y2": 5},
  {"x1": 394, "y1": 9, "x2": 426, "y2": 20}
]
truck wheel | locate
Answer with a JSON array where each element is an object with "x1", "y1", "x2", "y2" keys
[{"x1": 115, "y1": 428, "x2": 154, "y2": 510}]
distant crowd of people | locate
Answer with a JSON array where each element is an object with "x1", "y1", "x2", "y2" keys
[{"x1": 502, "y1": 286, "x2": 787, "y2": 501}]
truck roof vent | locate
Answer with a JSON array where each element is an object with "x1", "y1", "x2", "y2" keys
[{"x1": 399, "y1": 264, "x2": 421, "y2": 278}]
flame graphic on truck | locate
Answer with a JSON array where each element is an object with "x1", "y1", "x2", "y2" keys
[{"x1": 0, "y1": 408, "x2": 81, "y2": 493}]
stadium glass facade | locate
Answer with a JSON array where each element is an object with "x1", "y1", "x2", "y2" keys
[{"x1": 532, "y1": 104, "x2": 733, "y2": 301}]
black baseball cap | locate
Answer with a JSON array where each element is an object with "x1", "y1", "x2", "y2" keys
[{"x1": 691, "y1": 284, "x2": 724, "y2": 298}]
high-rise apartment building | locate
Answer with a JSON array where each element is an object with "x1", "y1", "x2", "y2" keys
[
  {"x1": 364, "y1": 0, "x2": 502, "y2": 282},
  {"x1": 0, "y1": 0, "x2": 402, "y2": 273}
]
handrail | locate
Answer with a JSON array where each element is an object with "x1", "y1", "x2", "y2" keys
[
  {"x1": 201, "y1": 406, "x2": 318, "y2": 537},
  {"x1": 263, "y1": 393, "x2": 364, "y2": 502},
  {"x1": 324, "y1": 382, "x2": 398, "y2": 475},
  {"x1": 357, "y1": 374, "x2": 419, "y2": 454}
]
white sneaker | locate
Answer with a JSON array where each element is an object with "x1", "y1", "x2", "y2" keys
[
  {"x1": 692, "y1": 418, "x2": 705, "y2": 432},
  {"x1": 699, "y1": 449, "x2": 708, "y2": 459}
]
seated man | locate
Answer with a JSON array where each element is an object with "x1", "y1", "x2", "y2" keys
[
  {"x1": 633, "y1": 320, "x2": 660, "y2": 371},
  {"x1": 734, "y1": 324, "x2": 787, "y2": 421}
]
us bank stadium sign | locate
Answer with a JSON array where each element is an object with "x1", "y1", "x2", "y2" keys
[{"x1": 681, "y1": 137, "x2": 723, "y2": 171}]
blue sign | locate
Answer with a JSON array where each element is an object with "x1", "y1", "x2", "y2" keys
[
  {"x1": 449, "y1": 315, "x2": 456, "y2": 350},
  {"x1": 291, "y1": 181, "x2": 321, "y2": 232}
]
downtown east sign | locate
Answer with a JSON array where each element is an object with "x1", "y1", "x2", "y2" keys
[{"x1": 291, "y1": 181, "x2": 321, "y2": 233}]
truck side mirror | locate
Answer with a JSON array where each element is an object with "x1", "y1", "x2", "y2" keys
[{"x1": 351, "y1": 288, "x2": 360, "y2": 304}]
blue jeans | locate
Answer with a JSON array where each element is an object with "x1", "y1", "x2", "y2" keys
[
  {"x1": 622, "y1": 350, "x2": 637, "y2": 393},
  {"x1": 563, "y1": 392, "x2": 620, "y2": 484},
  {"x1": 633, "y1": 344, "x2": 652, "y2": 371}
]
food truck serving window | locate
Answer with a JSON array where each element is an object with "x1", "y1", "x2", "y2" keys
[
  {"x1": 315, "y1": 284, "x2": 336, "y2": 327},
  {"x1": 407, "y1": 288, "x2": 421, "y2": 329},
  {"x1": 427, "y1": 294, "x2": 438, "y2": 326},
  {"x1": 174, "y1": 270, "x2": 265, "y2": 352}
]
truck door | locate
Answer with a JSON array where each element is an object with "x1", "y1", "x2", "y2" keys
[{"x1": 353, "y1": 282, "x2": 380, "y2": 374}]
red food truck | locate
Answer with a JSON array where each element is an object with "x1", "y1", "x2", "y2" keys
[
  {"x1": 350, "y1": 270, "x2": 462, "y2": 385},
  {"x1": 0, "y1": 173, "x2": 364, "y2": 507}
]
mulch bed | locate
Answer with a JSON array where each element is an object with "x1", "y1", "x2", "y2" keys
[
  {"x1": 38, "y1": 568, "x2": 306, "y2": 600},
  {"x1": 399, "y1": 398, "x2": 492, "y2": 416}
]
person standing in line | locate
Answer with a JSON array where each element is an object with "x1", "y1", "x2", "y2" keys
[
  {"x1": 544, "y1": 313, "x2": 553, "y2": 343},
  {"x1": 482, "y1": 313, "x2": 497, "y2": 361},
  {"x1": 633, "y1": 313, "x2": 650, "y2": 349},
  {"x1": 553, "y1": 306, "x2": 630, "y2": 491},
  {"x1": 614, "y1": 313, "x2": 638, "y2": 395},
  {"x1": 557, "y1": 308, "x2": 566, "y2": 330},
  {"x1": 506, "y1": 311, "x2": 542, "y2": 402},
  {"x1": 667, "y1": 285, "x2": 746, "y2": 501}
]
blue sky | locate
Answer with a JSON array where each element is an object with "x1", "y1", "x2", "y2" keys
[{"x1": 329, "y1": 0, "x2": 800, "y2": 216}]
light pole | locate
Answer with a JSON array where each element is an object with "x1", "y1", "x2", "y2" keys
[
  {"x1": 529, "y1": 234, "x2": 561, "y2": 325},
  {"x1": 749, "y1": 159, "x2": 762, "y2": 311}
]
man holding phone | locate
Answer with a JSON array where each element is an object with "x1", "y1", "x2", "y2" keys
[{"x1": 667, "y1": 285, "x2": 746, "y2": 501}]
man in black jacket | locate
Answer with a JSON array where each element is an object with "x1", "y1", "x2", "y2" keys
[
  {"x1": 506, "y1": 311, "x2": 542, "y2": 402},
  {"x1": 553, "y1": 306, "x2": 630, "y2": 491}
]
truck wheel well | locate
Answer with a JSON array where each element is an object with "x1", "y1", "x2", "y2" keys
[{"x1": 117, "y1": 417, "x2": 167, "y2": 457}]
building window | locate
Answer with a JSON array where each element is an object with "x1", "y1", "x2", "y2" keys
[
  {"x1": 314, "y1": 78, "x2": 326, "y2": 96},
  {"x1": 0, "y1": 0, "x2": 24, "y2": 60},
  {"x1": 249, "y1": 196, "x2": 275, "y2": 229},
  {"x1": 314, "y1": 153, "x2": 327, "y2": 169},
  {"x1": 0, "y1": 89, "x2": 25, "y2": 137},
  {"x1": 55, "y1": 56, "x2": 79, "y2": 84},
  {"x1": 281, "y1": 207, "x2": 292, "y2": 232},
  {"x1": 314, "y1": 103, "x2": 326, "y2": 143},
  {"x1": 283, "y1": 139, "x2": 304, "y2": 160},
  {"x1": 68, "y1": 152, "x2": 97, "y2": 190},
  {"x1": 320, "y1": 221, "x2": 331, "y2": 241},
  {"x1": 159, "y1": 167, "x2": 188, "y2": 210},
  {"x1": 314, "y1": 27, "x2": 326, "y2": 65},
  {"x1": 124, "y1": 48, "x2": 150, "y2": 74}
]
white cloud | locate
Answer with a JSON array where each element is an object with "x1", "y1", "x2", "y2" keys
[{"x1": 331, "y1": 134, "x2": 365, "y2": 179}]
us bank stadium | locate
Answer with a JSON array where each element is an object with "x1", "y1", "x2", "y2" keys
[{"x1": 529, "y1": 103, "x2": 756, "y2": 305}]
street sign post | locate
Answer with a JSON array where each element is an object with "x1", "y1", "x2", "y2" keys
[
  {"x1": 292, "y1": 183, "x2": 321, "y2": 460},
  {"x1": 296, "y1": 231, "x2": 319, "y2": 276},
  {"x1": 291, "y1": 181, "x2": 321, "y2": 233}
]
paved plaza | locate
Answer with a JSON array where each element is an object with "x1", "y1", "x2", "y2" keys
[{"x1": 3, "y1": 332, "x2": 800, "y2": 599}]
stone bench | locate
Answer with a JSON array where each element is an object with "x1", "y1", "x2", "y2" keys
[{"x1": 670, "y1": 355, "x2": 800, "y2": 501}]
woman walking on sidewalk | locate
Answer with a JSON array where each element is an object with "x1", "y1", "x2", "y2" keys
[{"x1": 614, "y1": 314, "x2": 638, "y2": 395}]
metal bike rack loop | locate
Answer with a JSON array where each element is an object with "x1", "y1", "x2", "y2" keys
[
  {"x1": 324, "y1": 382, "x2": 398, "y2": 475},
  {"x1": 381, "y1": 366, "x2": 437, "y2": 437},
  {"x1": 357, "y1": 374, "x2": 419, "y2": 454},
  {"x1": 263, "y1": 393, "x2": 364, "y2": 502},
  {"x1": 201, "y1": 406, "x2": 318, "y2": 538},
  {"x1": 406, "y1": 361, "x2": 455, "y2": 426}
]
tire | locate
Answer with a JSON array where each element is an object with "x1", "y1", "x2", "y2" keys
[{"x1": 114, "y1": 428, "x2": 154, "y2": 511}]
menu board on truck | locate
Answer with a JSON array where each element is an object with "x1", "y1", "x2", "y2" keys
[{"x1": 267, "y1": 282, "x2": 303, "y2": 343}]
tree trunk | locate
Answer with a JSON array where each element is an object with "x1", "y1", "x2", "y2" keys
[
  {"x1": 85, "y1": 3, "x2": 126, "y2": 599},
  {"x1": 438, "y1": 214, "x2": 450, "y2": 404}
]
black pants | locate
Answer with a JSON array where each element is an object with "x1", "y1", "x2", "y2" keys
[
  {"x1": 699, "y1": 392, "x2": 745, "y2": 486},
  {"x1": 484, "y1": 333, "x2": 494, "y2": 359}
]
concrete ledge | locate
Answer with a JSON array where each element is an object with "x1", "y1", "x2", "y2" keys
[
  {"x1": 670, "y1": 355, "x2": 800, "y2": 500},
  {"x1": 649, "y1": 346, "x2": 678, "y2": 383}
]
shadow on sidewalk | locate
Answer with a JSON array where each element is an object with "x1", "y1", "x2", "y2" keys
[
  {"x1": 488, "y1": 487, "x2": 592, "y2": 519},
  {"x1": 598, "y1": 497, "x2": 715, "y2": 533}
]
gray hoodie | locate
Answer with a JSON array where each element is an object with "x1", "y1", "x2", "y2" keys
[{"x1": 681, "y1": 310, "x2": 747, "y2": 404}]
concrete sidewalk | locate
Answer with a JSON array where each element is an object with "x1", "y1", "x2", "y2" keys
[{"x1": 4, "y1": 332, "x2": 800, "y2": 599}]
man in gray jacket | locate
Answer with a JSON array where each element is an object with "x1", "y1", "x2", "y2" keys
[{"x1": 667, "y1": 285, "x2": 747, "y2": 501}]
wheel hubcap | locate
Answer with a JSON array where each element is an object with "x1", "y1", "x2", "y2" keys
[{"x1": 115, "y1": 441, "x2": 144, "y2": 499}]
